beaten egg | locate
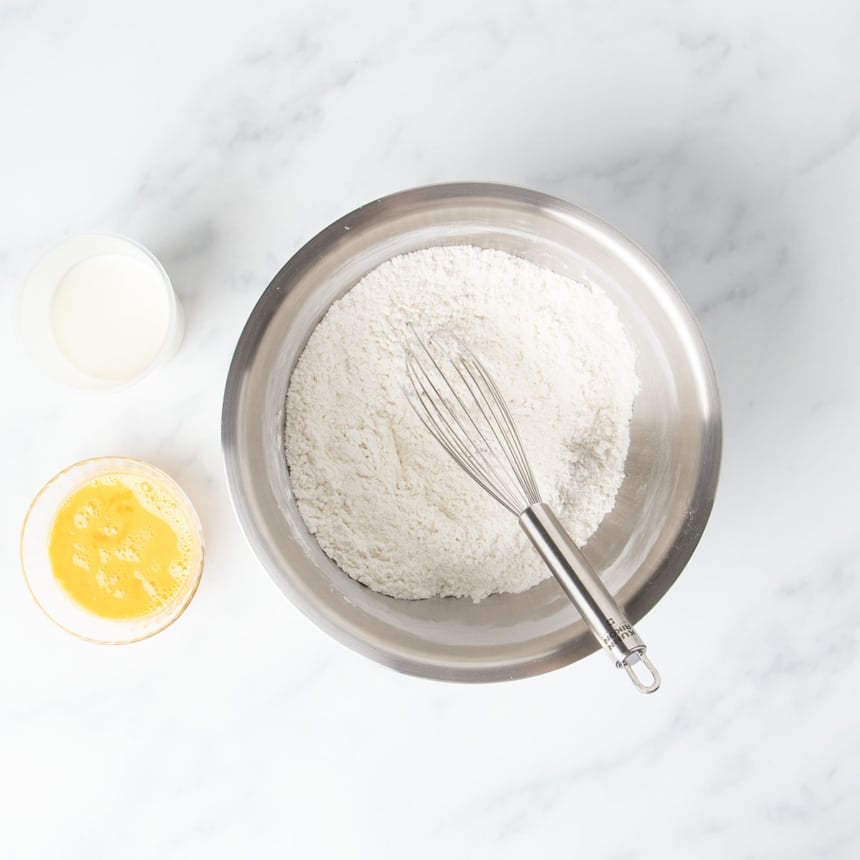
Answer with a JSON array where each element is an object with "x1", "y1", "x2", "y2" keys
[{"x1": 48, "y1": 474, "x2": 194, "y2": 620}]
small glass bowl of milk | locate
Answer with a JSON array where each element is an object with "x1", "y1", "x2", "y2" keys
[{"x1": 19, "y1": 233, "x2": 183, "y2": 388}]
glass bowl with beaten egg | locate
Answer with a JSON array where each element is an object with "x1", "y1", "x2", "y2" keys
[{"x1": 20, "y1": 457, "x2": 204, "y2": 644}]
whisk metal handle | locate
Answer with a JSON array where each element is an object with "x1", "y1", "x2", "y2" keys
[{"x1": 519, "y1": 503, "x2": 660, "y2": 694}]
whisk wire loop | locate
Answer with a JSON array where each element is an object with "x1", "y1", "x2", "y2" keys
[
  {"x1": 455, "y1": 352, "x2": 543, "y2": 506},
  {"x1": 405, "y1": 333, "x2": 540, "y2": 515}
]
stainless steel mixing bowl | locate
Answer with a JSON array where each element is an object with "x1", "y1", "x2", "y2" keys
[{"x1": 222, "y1": 183, "x2": 721, "y2": 682}]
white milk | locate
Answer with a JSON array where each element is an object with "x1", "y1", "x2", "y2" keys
[
  {"x1": 51, "y1": 254, "x2": 171, "y2": 380},
  {"x1": 19, "y1": 234, "x2": 183, "y2": 388}
]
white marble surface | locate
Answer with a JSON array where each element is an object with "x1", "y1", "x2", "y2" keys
[{"x1": 2, "y1": 1, "x2": 859, "y2": 856}]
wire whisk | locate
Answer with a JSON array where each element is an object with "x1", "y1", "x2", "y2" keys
[{"x1": 406, "y1": 330, "x2": 660, "y2": 694}]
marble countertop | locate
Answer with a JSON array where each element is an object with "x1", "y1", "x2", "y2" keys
[{"x1": 2, "y1": 1, "x2": 859, "y2": 857}]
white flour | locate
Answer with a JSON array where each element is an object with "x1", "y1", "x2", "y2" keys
[{"x1": 285, "y1": 246, "x2": 638, "y2": 601}]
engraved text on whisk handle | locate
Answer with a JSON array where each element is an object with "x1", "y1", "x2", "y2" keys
[{"x1": 518, "y1": 502, "x2": 648, "y2": 666}]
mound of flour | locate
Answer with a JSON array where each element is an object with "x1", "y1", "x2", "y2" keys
[{"x1": 285, "y1": 246, "x2": 638, "y2": 601}]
